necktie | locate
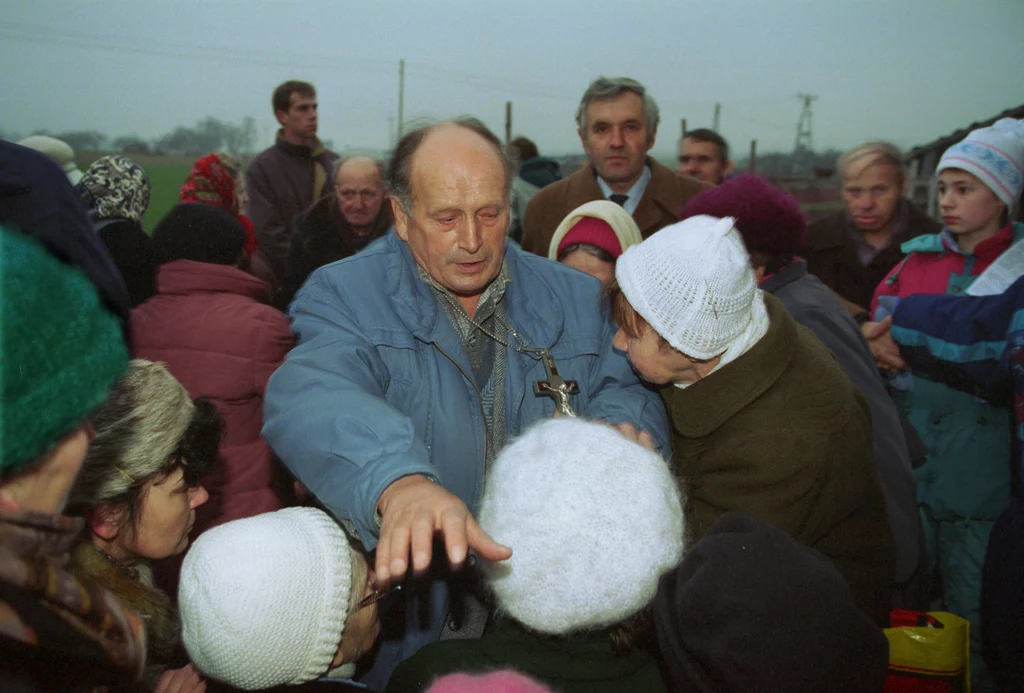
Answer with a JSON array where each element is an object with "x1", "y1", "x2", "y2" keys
[{"x1": 609, "y1": 194, "x2": 629, "y2": 207}]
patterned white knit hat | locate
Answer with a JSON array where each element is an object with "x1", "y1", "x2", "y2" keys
[
  {"x1": 479, "y1": 418, "x2": 684, "y2": 635},
  {"x1": 179, "y1": 508, "x2": 354, "y2": 690},
  {"x1": 938, "y1": 118, "x2": 1024, "y2": 212},
  {"x1": 615, "y1": 215, "x2": 761, "y2": 360}
]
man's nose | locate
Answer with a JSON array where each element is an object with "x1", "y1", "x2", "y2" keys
[
  {"x1": 457, "y1": 219, "x2": 483, "y2": 254},
  {"x1": 609, "y1": 127, "x2": 625, "y2": 148}
]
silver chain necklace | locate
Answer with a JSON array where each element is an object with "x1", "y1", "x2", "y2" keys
[
  {"x1": 436, "y1": 290, "x2": 579, "y2": 417},
  {"x1": 436, "y1": 290, "x2": 546, "y2": 360}
]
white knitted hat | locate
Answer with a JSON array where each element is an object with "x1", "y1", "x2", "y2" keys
[
  {"x1": 615, "y1": 215, "x2": 761, "y2": 360},
  {"x1": 938, "y1": 118, "x2": 1024, "y2": 212},
  {"x1": 179, "y1": 508, "x2": 354, "y2": 690},
  {"x1": 479, "y1": 418, "x2": 684, "y2": 635}
]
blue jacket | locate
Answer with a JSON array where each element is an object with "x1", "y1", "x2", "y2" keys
[
  {"x1": 264, "y1": 231, "x2": 668, "y2": 544},
  {"x1": 879, "y1": 226, "x2": 1024, "y2": 522},
  {"x1": 263, "y1": 231, "x2": 669, "y2": 689},
  {"x1": 891, "y1": 273, "x2": 1024, "y2": 494},
  {"x1": 891, "y1": 274, "x2": 1024, "y2": 691}
]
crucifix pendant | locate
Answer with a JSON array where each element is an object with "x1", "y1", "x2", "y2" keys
[{"x1": 533, "y1": 349, "x2": 579, "y2": 418}]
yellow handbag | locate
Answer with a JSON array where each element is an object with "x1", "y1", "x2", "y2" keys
[{"x1": 884, "y1": 610, "x2": 970, "y2": 693}]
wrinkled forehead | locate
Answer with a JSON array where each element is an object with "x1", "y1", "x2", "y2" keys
[
  {"x1": 337, "y1": 162, "x2": 384, "y2": 191},
  {"x1": 410, "y1": 130, "x2": 509, "y2": 205}
]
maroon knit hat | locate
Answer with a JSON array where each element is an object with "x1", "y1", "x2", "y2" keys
[
  {"x1": 677, "y1": 174, "x2": 807, "y2": 256},
  {"x1": 556, "y1": 216, "x2": 624, "y2": 259}
]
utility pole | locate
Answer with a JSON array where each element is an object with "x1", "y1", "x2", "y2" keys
[
  {"x1": 793, "y1": 93, "x2": 817, "y2": 174},
  {"x1": 793, "y1": 93, "x2": 817, "y2": 154},
  {"x1": 397, "y1": 59, "x2": 405, "y2": 141},
  {"x1": 749, "y1": 139, "x2": 757, "y2": 174},
  {"x1": 387, "y1": 116, "x2": 396, "y2": 149},
  {"x1": 505, "y1": 101, "x2": 512, "y2": 144},
  {"x1": 680, "y1": 118, "x2": 687, "y2": 141},
  {"x1": 712, "y1": 103, "x2": 721, "y2": 132}
]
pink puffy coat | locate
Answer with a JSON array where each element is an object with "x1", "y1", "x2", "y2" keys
[{"x1": 131, "y1": 259, "x2": 295, "y2": 538}]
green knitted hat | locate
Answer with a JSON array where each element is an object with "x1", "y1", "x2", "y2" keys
[{"x1": 1, "y1": 226, "x2": 128, "y2": 475}]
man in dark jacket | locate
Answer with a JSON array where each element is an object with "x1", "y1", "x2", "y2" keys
[
  {"x1": 279, "y1": 156, "x2": 392, "y2": 308},
  {"x1": 803, "y1": 141, "x2": 939, "y2": 319},
  {"x1": 246, "y1": 80, "x2": 339, "y2": 279},
  {"x1": 520, "y1": 77, "x2": 707, "y2": 255},
  {"x1": 678, "y1": 174, "x2": 921, "y2": 593}
]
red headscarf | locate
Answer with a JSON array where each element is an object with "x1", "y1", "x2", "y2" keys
[{"x1": 180, "y1": 154, "x2": 258, "y2": 256}]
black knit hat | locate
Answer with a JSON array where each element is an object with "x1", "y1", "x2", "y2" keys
[
  {"x1": 653, "y1": 512, "x2": 888, "y2": 693},
  {"x1": 152, "y1": 203, "x2": 246, "y2": 266}
]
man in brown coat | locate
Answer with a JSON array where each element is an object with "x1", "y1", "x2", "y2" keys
[
  {"x1": 520, "y1": 77, "x2": 708, "y2": 256},
  {"x1": 609, "y1": 215, "x2": 895, "y2": 626}
]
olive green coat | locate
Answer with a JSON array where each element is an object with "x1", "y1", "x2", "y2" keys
[{"x1": 662, "y1": 294, "x2": 895, "y2": 625}]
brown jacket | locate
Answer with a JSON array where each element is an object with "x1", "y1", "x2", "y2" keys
[
  {"x1": 520, "y1": 157, "x2": 708, "y2": 255},
  {"x1": 803, "y1": 201, "x2": 940, "y2": 312},
  {"x1": 660, "y1": 294, "x2": 895, "y2": 625},
  {"x1": 245, "y1": 134, "x2": 339, "y2": 280}
]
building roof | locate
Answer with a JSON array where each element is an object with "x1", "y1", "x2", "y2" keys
[{"x1": 906, "y1": 104, "x2": 1024, "y2": 160}]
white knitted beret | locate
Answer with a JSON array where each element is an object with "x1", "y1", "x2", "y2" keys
[
  {"x1": 615, "y1": 215, "x2": 759, "y2": 360},
  {"x1": 938, "y1": 118, "x2": 1024, "y2": 212},
  {"x1": 479, "y1": 418, "x2": 684, "y2": 635},
  {"x1": 179, "y1": 508, "x2": 354, "y2": 690}
]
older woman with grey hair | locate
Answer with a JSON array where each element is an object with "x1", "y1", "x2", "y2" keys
[{"x1": 65, "y1": 359, "x2": 222, "y2": 692}]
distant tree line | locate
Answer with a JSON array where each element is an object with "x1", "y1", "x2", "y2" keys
[{"x1": 3, "y1": 116, "x2": 260, "y2": 157}]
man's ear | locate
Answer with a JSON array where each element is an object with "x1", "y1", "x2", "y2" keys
[
  {"x1": 645, "y1": 127, "x2": 657, "y2": 153},
  {"x1": 87, "y1": 503, "x2": 123, "y2": 541},
  {"x1": 724, "y1": 159, "x2": 735, "y2": 177},
  {"x1": 578, "y1": 129, "x2": 591, "y2": 158},
  {"x1": 274, "y1": 109, "x2": 287, "y2": 127},
  {"x1": 391, "y1": 197, "x2": 410, "y2": 242}
]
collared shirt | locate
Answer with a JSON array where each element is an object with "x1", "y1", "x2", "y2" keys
[
  {"x1": 418, "y1": 263, "x2": 512, "y2": 468},
  {"x1": 597, "y1": 165, "x2": 651, "y2": 216}
]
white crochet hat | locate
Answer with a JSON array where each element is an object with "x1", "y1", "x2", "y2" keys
[
  {"x1": 615, "y1": 215, "x2": 760, "y2": 360},
  {"x1": 479, "y1": 418, "x2": 684, "y2": 635},
  {"x1": 179, "y1": 508, "x2": 354, "y2": 690},
  {"x1": 938, "y1": 118, "x2": 1024, "y2": 212}
]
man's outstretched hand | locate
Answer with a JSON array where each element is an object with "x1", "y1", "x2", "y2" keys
[{"x1": 374, "y1": 474, "x2": 512, "y2": 585}]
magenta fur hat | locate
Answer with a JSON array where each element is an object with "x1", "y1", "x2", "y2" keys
[
  {"x1": 678, "y1": 173, "x2": 807, "y2": 256},
  {"x1": 425, "y1": 671, "x2": 553, "y2": 693}
]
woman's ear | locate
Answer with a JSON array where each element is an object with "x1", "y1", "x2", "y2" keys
[{"x1": 87, "y1": 503, "x2": 123, "y2": 541}]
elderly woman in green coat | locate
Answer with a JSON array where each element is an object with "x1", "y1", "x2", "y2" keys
[{"x1": 609, "y1": 214, "x2": 895, "y2": 626}]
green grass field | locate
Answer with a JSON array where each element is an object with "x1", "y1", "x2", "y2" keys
[{"x1": 140, "y1": 163, "x2": 193, "y2": 234}]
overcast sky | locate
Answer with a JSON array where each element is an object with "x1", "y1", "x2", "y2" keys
[{"x1": 3, "y1": 0, "x2": 1023, "y2": 158}]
